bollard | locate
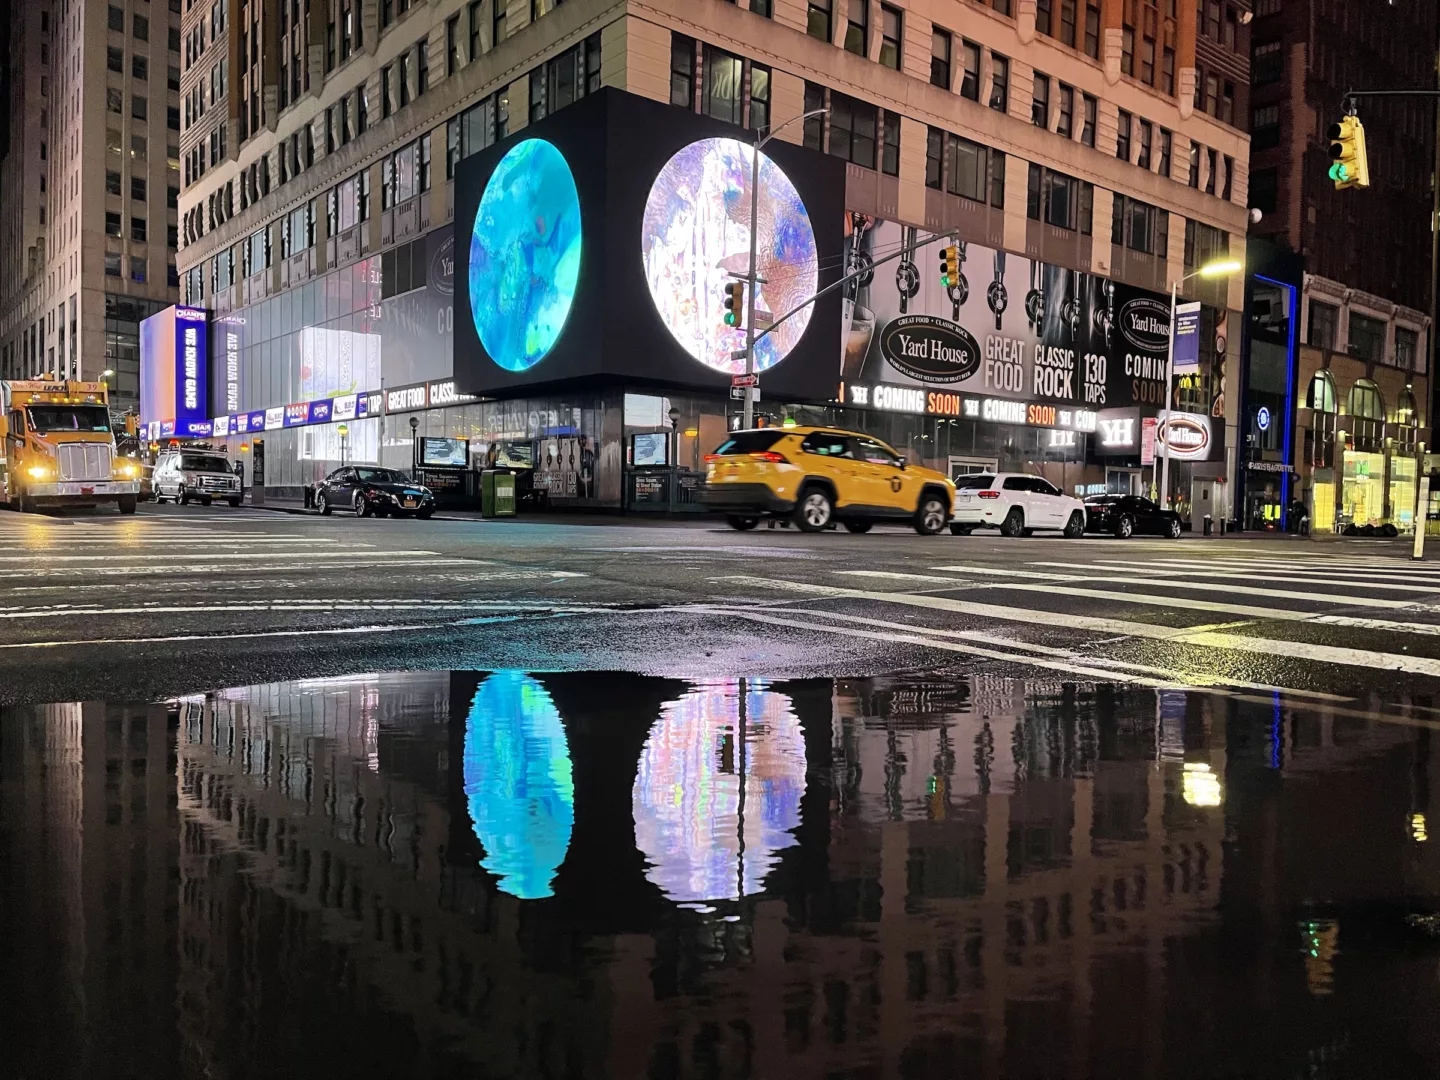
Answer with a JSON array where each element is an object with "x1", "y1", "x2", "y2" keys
[
  {"x1": 1203, "y1": 514, "x2": 1212, "y2": 536},
  {"x1": 1414, "y1": 475, "x2": 1431, "y2": 560}
]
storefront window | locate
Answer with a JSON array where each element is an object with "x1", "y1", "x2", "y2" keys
[
  {"x1": 1389, "y1": 453, "x2": 1418, "y2": 533},
  {"x1": 1342, "y1": 450, "x2": 1386, "y2": 528}
]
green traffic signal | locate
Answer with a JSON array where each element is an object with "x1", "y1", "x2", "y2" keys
[{"x1": 724, "y1": 312, "x2": 738, "y2": 327}]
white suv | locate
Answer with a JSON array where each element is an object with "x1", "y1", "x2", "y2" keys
[{"x1": 950, "y1": 473, "x2": 1087, "y2": 538}]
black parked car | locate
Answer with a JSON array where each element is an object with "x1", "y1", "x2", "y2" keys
[
  {"x1": 1084, "y1": 494, "x2": 1182, "y2": 539},
  {"x1": 314, "y1": 466, "x2": 435, "y2": 519}
]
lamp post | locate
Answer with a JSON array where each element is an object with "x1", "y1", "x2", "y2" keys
[
  {"x1": 337, "y1": 422, "x2": 349, "y2": 467},
  {"x1": 668, "y1": 405, "x2": 681, "y2": 513},
  {"x1": 741, "y1": 107, "x2": 828, "y2": 430},
  {"x1": 1159, "y1": 258, "x2": 1242, "y2": 511},
  {"x1": 409, "y1": 415, "x2": 420, "y2": 479}
]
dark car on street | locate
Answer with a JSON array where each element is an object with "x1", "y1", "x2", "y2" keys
[
  {"x1": 1084, "y1": 494, "x2": 1183, "y2": 539},
  {"x1": 314, "y1": 466, "x2": 435, "y2": 518}
]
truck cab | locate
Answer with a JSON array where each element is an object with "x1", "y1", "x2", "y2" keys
[{"x1": 0, "y1": 381, "x2": 140, "y2": 513}]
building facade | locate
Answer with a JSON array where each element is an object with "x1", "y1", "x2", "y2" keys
[
  {"x1": 167, "y1": 0, "x2": 1251, "y2": 515},
  {"x1": 0, "y1": 0, "x2": 184, "y2": 410}
]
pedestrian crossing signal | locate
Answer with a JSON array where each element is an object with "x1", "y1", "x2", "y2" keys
[
  {"x1": 939, "y1": 244, "x2": 959, "y2": 289},
  {"x1": 1327, "y1": 115, "x2": 1370, "y2": 190},
  {"x1": 723, "y1": 281, "x2": 744, "y2": 328}
]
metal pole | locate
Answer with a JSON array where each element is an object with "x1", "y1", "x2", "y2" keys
[
  {"x1": 743, "y1": 138, "x2": 761, "y2": 429},
  {"x1": 1160, "y1": 279, "x2": 1177, "y2": 510},
  {"x1": 1415, "y1": 472, "x2": 1431, "y2": 560}
]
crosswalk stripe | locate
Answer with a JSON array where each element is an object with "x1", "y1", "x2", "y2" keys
[
  {"x1": 726, "y1": 576, "x2": 1440, "y2": 677},
  {"x1": 1132, "y1": 558, "x2": 1440, "y2": 579},
  {"x1": 0, "y1": 548, "x2": 451, "y2": 562},
  {"x1": 1073, "y1": 560, "x2": 1440, "y2": 593},
  {"x1": 0, "y1": 557, "x2": 476, "y2": 578},
  {"x1": 1012, "y1": 563, "x2": 1437, "y2": 607}
]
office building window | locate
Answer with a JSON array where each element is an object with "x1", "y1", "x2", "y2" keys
[
  {"x1": 1137, "y1": 119, "x2": 1151, "y2": 169},
  {"x1": 108, "y1": 46, "x2": 124, "y2": 72},
  {"x1": 1084, "y1": 2, "x2": 1100, "y2": 57},
  {"x1": 879, "y1": 5, "x2": 901, "y2": 69},
  {"x1": 130, "y1": 256, "x2": 147, "y2": 282},
  {"x1": 447, "y1": 15, "x2": 460, "y2": 75},
  {"x1": 134, "y1": 14, "x2": 148, "y2": 40},
  {"x1": 132, "y1": 216, "x2": 147, "y2": 242},
  {"x1": 844, "y1": 0, "x2": 866, "y2": 56},
  {"x1": 105, "y1": 253, "x2": 122, "y2": 277},
  {"x1": 947, "y1": 133, "x2": 1005, "y2": 208},
  {"x1": 1059, "y1": 0, "x2": 1076, "y2": 46},
  {"x1": 1116, "y1": 109, "x2": 1132, "y2": 161},
  {"x1": 989, "y1": 55, "x2": 1008, "y2": 112},
  {"x1": 131, "y1": 177, "x2": 147, "y2": 200},
  {"x1": 931, "y1": 28, "x2": 951, "y2": 89},
  {"x1": 703, "y1": 45, "x2": 743, "y2": 125},
  {"x1": 881, "y1": 111, "x2": 899, "y2": 175},
  {"x1": 1253, "y1": 40, "x2": 1281, "y2": 83},
  {"x1": 808, "y1": 0, "x2": 831, "y2": 42},
  {"x1": 106, "y1": 170, "x2": 122, "y2": 195},
  {"x1": 749, "y1": 62, "x2": 771, "y2": 132},
  {"x1": 1248, "y1": 167, "x2": 1277, "y2": 214},
  {"x1": 1036, "y1": 0, "x2": 1052, "y2": 35},
  {"x1": 925, "y1": 126, "x2": 942, "y2": 189},
  {"x1": 1252, "y1": 104, "x2": 1280, "y2": 150},
  {"x1": 468, "y1": 1, "x2": 481, "y2": 62},
  {"x1": 1188, "y1": 141, "x2": 1200, "y2": 187},
  {"x1": 803, "y1": 82, "x2": 825, "y2": 151},
  {"x1": 133, "y1": 55, "x2": 148, "y2": 80},
  {"x1": 1158, "y1": 128, "x2": 1172, "y2": 177},
  {"x1": 493, "y1": 0, "x2": 506, "y2": 45},
  {"x1": 1121, "y1": 26, "x2": 1133, "y2": 75},
  {"x1": 1081, "y1": 93, "x2": 1096, "y2": 147},
  {"x1": 109, "y1": 5, "x2": 125, "y2": 31},
  {"x1": 829, "y1": 91, "x2": 876, "y2": 169},
  {"x1": 1027, "y1": 165, "x2": 1092, "y2": 233},
  {"x1": 1161, "y1": 47, "x2": 1174, "y2": 94},
  {"x1": 106, "y1": 211, "x2": 122, "y2": 237},
  {"x1": 1395, "y1": 327, "x2": 1418, "y2": 370},
  {"x1": 960, "y1": 40, "x2": 980, "y2": 100},
  {"x1": 1057, "y1": 84, "x2": 1073, "y2": 138},
  {"x1": 1032, "y1": 73, "x2": 1049, "y2": 128},
  {"x1": 1112, "y1": 194, "x2": 1168, "y2": 257},
  {"x1": 670, "y1": 33, "x2": 694, "y2": 109}
]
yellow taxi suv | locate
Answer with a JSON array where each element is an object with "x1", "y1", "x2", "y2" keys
[{"x1": 700, "y1": 426, "x2": 955, "y2": 535}]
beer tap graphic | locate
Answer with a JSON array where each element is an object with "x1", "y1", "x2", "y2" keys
[
  {"x1": 1024, "y1": 260, "x2": 1045, "y2": 333},
  {"x1": 896, "y1": 226, "x2": 920, "y2": 314},
  {"x1": 947, "y1": 240, "x2": 969, "y2": 321},
  {"x1": 1092, "y1": 278, "x2": 1116, "y2": 349},
  {"x1": 986, "y1": 251, "x2": 1008, "y2": 331},
  {"x1": 845, "y1": 212, "x2": 875, "y2": 303},
  {"x1": 1060, "y1": 269, "x2": 1083, "y2": 341}
]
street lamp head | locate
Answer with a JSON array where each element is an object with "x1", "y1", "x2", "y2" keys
[
  {"x1": 1197, "y1": 259, "x2": 1243, "y2": 279},
  {"x1": 337, "y1": 423, "x2": 349, "y2": 438},
  {"x1": 409, "y1": 416, "x2": 419, "y2": 432},
  {"x1": 101, "y1": 369, "x2": 115, "y2": 377},
  {"x1": 668, "y1": 406, "x2": 681, "y2": 427}
]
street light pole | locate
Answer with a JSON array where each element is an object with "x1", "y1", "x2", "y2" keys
[{"x1": 742, "y1": 108, "x2": 827, "y2": 429}]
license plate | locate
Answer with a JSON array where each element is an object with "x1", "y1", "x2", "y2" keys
[
  {"x1": 403, "y1": 498, "x2": 417, "y2": 507},
  {"x1": 958, "y1": 492, "x2": 973, "y2": 500}
]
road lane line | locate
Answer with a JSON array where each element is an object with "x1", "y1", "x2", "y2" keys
[
  {"x1": 1079, "y1": 560, "x2": 1440, "y2": 593},
  {"x1": 0, "y1": 548, "x2": 452, "y2": 562},
  {"x1": 724, "y1": 576, "x2": 1440, "y2": 677},
  {"x1": 0, "y1": 558, "x2": 480, "y2": 578}
]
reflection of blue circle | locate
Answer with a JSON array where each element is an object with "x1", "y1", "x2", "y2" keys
[
  {"x1": 468, "y1": 140, "x2": 582, "y2": 372},
  {"x1": 1257, "y1": 406, "x2": 1271, "y2": 431},
  {"x1": 462, "y1": 671, "x2": 574, "y2": 900}
]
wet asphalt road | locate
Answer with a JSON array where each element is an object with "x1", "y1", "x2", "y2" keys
[{"x1": 5, "y1": 502, "x2": 1440, "y2": 725}]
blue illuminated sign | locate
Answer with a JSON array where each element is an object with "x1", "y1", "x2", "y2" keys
[
  {"x1": 175, "y1": 307, "x2": 209, "y2": 427},
  {"x1": 1256, "y1": 405, "x2": 1271, "y2": 432}
]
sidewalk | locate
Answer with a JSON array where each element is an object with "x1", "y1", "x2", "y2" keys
[{"x1": 244, "y1": 495, "x2": 718, "y2": 527}]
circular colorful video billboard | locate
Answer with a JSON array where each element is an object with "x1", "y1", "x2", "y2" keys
[
  {"x1": 641, "y1": 138, "x2": 818, "y2": 375},
  {"x1": 468, "y1": 139, "x2": 582, "y2": 372}
]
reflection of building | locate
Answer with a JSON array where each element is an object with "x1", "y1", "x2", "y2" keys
[{"x1": 168, "y1": 1, "x2": 1247, "y2": 513}]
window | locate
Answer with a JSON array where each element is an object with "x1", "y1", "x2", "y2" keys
[
  {"x1": 1395, "y1": 328, "x2": 1419, "y2": 370},
  {"x1": 105, "y1": 211, "x2": 122, "y2": 237},
  {"x1": 1224, "y1": 4, "x2": 1238, "y2": 49},
  {"x1": 702, "y1": 45, "x2": 742, "y2": 125},
  {"x1": 1116, "y1": 109, "x2": 1132, "y2": 161},
  {"x1": 989, "y1": 55, "x2": 1008, "y2": 112},
  {"x1": 468, "y1": 1, "x2": 481, "y2": 63},
  {"x1": 808, "y1": 0, "x2": 831, "y2": 42},
  {"x1": 1032, "y1": 73, "x2": 1049, "y2": 128},
  {"x1": 1205, "y1": 147, "x2": 1217, "y2": 194},
  {"x1": 931, "y1": 28, "x2": 951, "y2": 89},
  {"x1": 1137, "y1": 119, "x2": 1151, "y2": 169},
  {"x1": 1348, "y1": 314, "x2": 1387, "y2": 364},
  {"x1": 447, "y1": 15, "x2": 460, "y2": 75},
  {"x1": 1159, "y1": 129, "x2": 1172, "y2": 177},
  {"x1": 131, "y1": 216, "x2": 147, "y2": 242},
  {"x1": 168, "y1": 105, "x2": 180, "y2": 130},
  {"x1": 108, "y1": 87, "x2": 123, "y2": 113},
  {"x1": 105, "y1": 253, "x2": 122, "y2": 277},
  {"x1": 493, "y1": 0, "x2": 506, "y2": 45},
  {"x1": 1161, "y1": 47, "x2": 1175, "y2": 94},
  {"x1": 1036, "y1": 0, "x2": 1052, "y2": 34},
  {"x1": 398, "y1": 50, "x2": 411, "y2": 107},
  {"x1": 108, "y1": 46, "x2": 123, "y2": 72},
  {"x1": 960, "y1": 41, "x2": 980, "y2": 100},
  {"x1": 416, "y1": 38, "x2": 429, "y2": 97},
  {"x1": 130, "y1": 256, "x2": 147, "y2": 282},
  {"x1": 1057, "y1": 84, "x2": 1073, "y2": 138},
  {"x1": 108, "y1": 5, "x2": 124, "y2": 31},
  {"x1": 381, "y1": 65, "x2": 392, "y2": 117},
  {"x1": 803, "y1": 82, "x2": 825, "y2": 150},
  {"x1": 1221, "y1": 154, "x2": 1233, "y2": 201},
  {"x1": 1348, "y1": 379, "x2": 1384, "y2": 420},
  {"x1": 1252, "y1": 105, "x2": 1280, "y2": 150},
  {"x1": 1121, "y1": 26, "x2": 1133, "y2": 76},
  {"x1": 1112, "y1": 194, "x2": 1168, "y2": 257},
  {"x1": 1253, "y1": 40, "x2": 1281, "y2": 83},
  {"x1": 106, "y1": 170, "x2": 122, "y2": 195},
  {"x1": 134, "y1": 13, "x2": 148, "y2": 40},
  {"x1": 1059, "y1": 0, "x2": 1077, "y2": 46},
  {"x1": 1307, "y1": 370, "x2": 1337, "y2": 410},
  {"x1": 750, "y1": 62, "x2": 771, "y2": 132},
  {"x1": 357, "y1": 83, "x2": 368, "y2": 132},
  {"x1": 1083, "y1": 2, "x2": 1099, "y2": 58},
  {"x1": 1183, "y1": 219, "x2": 1227, "y2": 272},
  {"x1": 131, "y1": 176, "x2": 146, "y2": 200},
  {"x1": 133, "y1": 55, "x2": 148, "y2": 80},
  {"x1": 925, "y1": 126, "x2": 943, "y2": 189},
  {"x1": 881, "y1": 112, "x2": 899, "y2": 175},
  {"x1": 1028, "y1": 166, "x2": 1091, "y2": 232},
  {"x1": 670, "y1": 33, "x2": 694, "y2": 109},
  {"x1": 132, "y1": 95, "x2": 147, "y2": 120},
  {"x1": 829, "y1": 92, "x2": 877, "y2": 169},
  {"x1": 1188, "y1": 141, "x2": 1200, "y2": 187},
  {"x1": 879, "y1": 5, "x2": 901, "y2": 70},
  {"x1": 947, "y1": 133, "x2": 1005, "y2": 208},
  {"x1": 844, "y1": 0, "x2": 866, "y2": 56},
  {"x1": 1081, "y1": 94, "x2": 1096, "y2": 147},
  {"x1": 169, "y1": 65, "x2": 181, "y2": 91},
  {"x1": 1307, "y1": 302, "x2": 1338, "y2": 350}
]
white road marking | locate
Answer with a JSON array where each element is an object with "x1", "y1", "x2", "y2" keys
[
  {"x1": 0, "y1": 557, "x2": 479, "y2": 578},
  {"x1": 1309, "y1": 614, "x2": 1440, "y2": 636},
  {"x1": 0, "y1": 548, "x2": 451, "y2": 562},
  {"x1": 1082, "y1": 560, "x2": 1440, "y2": 593},
  {"x1": 0, "y1": 597, "x2": 581, "y2": 619}
]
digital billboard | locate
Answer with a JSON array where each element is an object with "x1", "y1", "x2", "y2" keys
[
  {"x1": 139, "y1": 305, "x2": 209, "y2": 432},
  {"x1": 453, "y1": 89, "x2": 844, "y2": 402}
]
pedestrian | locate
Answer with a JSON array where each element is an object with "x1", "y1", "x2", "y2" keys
[{"x1": 1288, "y1": 493, "x2": 1309, "y2": 535}]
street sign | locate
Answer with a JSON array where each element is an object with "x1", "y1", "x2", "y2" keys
[
  {"x1": 1174, "y1": 302, "x2": 1202, "y2": 374},
  {"x1": 732, "y1": 373, "x2": 759, "y2": 387},
  {"x1": 730, "y1": 386, "x2": 761, "y2": 402},
  {"x1": 730, "y1": 350, "x2": 749, "y2": 361}
]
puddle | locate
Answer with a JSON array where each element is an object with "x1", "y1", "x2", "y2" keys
[{"x1": 3, "y1": 672, "x2": 1440, "y2": 1078}]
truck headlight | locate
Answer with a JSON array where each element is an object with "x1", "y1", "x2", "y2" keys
[
  {"x1": 117, "y1": 463, "x2": 138, "y2": 478},
  {"x1": 27, "y1": 465, "x2": 49, "y2": 480}
]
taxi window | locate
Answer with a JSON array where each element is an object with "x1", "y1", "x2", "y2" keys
[{"x1": 799, "y1": 432, "x2": 854, "y2": 458}]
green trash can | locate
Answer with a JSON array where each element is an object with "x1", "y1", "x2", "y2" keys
[{"x1": 481, "y1": 469, "x2": 517, "y2": 518}]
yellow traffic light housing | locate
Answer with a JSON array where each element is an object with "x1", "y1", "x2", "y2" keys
[
  {"x1": 722, "y1": 281, "x2": 744, "y2": 328},
  {"x1": 1328, "y1": 115, "x2": 1370, "y2": 190},
  {"x1": 938, "y1": 244, "x2": 958, "y2": 289}
]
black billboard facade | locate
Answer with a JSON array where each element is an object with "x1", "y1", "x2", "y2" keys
[{"x1": 453, "y1": 89, "x2": 845, "y2": 403}]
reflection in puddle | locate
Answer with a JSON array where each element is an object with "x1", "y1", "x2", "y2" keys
[
  {"x1": 462, "y1": 671, "x2": 574, "y2": 900},
  {"x1": 632, "y1": 680, "x2": 806, "y2": 906},
  {"x1": 5, "y1": 671, "x2": 1440, "y2": 1080}
]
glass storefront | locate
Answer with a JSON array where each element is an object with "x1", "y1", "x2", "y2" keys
[
  {"x1": 1341, "y1": 450, "x2": 1387, "y2": 528},
  {"x1": 1389, "y1": 454, "x2": 1418, "y2": 533},
  {"x1": 1311, "y1": 471, "x2": 1336, "y2": 534}
]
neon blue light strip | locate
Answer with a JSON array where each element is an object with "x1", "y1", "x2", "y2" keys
[{"x1": 1256, "y1": 275, "x2": 1298, "y2": 506}]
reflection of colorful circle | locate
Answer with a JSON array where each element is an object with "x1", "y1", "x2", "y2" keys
[
  {"x1": 641, "y1": 138, "x2": 818, "y2": 376},
  {"x1": 468, "y1": 139, "x2": 582, "y2": 372},
  {"x1": 631, "y1": 681, "x2": 806, "y2": 904},
  {"x1": 462, "y1": 671, "x2": 574, "y2": 900}
]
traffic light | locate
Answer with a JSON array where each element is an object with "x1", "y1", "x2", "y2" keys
[
  {"x1": 939, "y1": 244, "x2": 959, "y2": 289},
  {"x1": 1327, "y1": 115, "x2": 1370, "y2": 190},
  {"x1": 722, "y1": 281, "x2": 745, "y2": 328}
]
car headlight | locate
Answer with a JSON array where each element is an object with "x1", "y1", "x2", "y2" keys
[{"x1": 27, "y1": 465, "x2": 49, "y2": 480}]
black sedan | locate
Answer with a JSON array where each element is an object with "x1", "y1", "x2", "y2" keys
[
  {"x1": 1084, "y1": 495, "x2": 1182, "y2": 539},
  {"x1": 314, "y1": 466, "x2": 436, "y2": 519}
]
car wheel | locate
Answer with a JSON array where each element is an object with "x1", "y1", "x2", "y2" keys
[
  {"x1": 949, "y1": 523, "x2": 973, "y2": 536},
  {"x1": 179, "y1": 487, "x2": 190, "y2": 506},
  {"x1": 844, "y1": 521, "x2": 873, "y2": 534},
  {"x1": 1063, "y1": 511, "x2": 1085, "y2": 539},
  {"x1": 355, "y1": 494, "x2": 373, "y2": 518},
  {"x1": 317, "y1": 492, "x2": 332, "y2": 516},
  {"x1": 1166, "y1": 517, "x2": 1182, "y2": 539},
  {"x1": 227, "y1": 497, "x2": 242, "y2": 508},
  {"x1": 999, "y1": 508, "x2": 1024, "y2": 538},
  {"x1": 794, "y1": 487, "x2": 833, "y2": 532},
  {"x1": 118, "y1": 495, "x2": 137, "y2": 515},
  {"x1": 200, "y1": 495, "x2": 213, "y2": 506},
  {"x1": 726, "y1": 515, "x2": 760, "y2": 531},
  {"x1": 914, "y1": 495, "x2": 948, "y2": 536},
  {"x1": 1114, "y1": 515, "x2": 1134, "y2": 539}
]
